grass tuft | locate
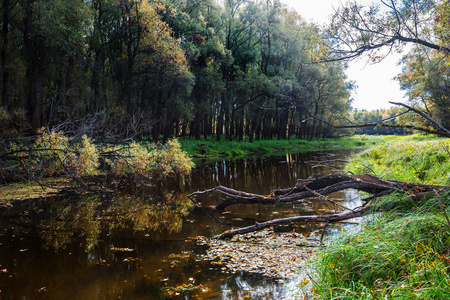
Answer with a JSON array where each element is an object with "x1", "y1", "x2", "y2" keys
[{"x1": 312, "y1": 194, "x2": 450, "y2": 299}]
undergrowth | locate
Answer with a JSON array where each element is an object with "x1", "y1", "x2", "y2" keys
[{"x1": 3, "y1": 129, "x2": 194, "y2": 184}]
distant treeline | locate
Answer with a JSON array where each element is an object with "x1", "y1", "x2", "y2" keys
[
  {"x1": 0, "y1": 0, "x2": 352, "y2": 141},
  {"x1": 351, "y1": 108, "x2": 411, "y2": 136}
]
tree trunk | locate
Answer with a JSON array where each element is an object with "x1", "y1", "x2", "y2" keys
[
  {"x1": 189, "y1": 174, "x2": 448, "y2": 210},
  {"x1": 32, "y1": 62, "x2": 44, "y2": 131},
  {"x1": 216, "y1": 92, "x2": 225, "y2": 141},
  {"x1": 65, "y1": 56, "x2": 74, "y2": 109},
  {"x1": 1, "y1": 0, "x2": 10, "y2": 111}
]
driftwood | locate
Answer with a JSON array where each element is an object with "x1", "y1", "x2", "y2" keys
[{"x1": 188, "y1": 173, "x2": 450, "y2": 239}]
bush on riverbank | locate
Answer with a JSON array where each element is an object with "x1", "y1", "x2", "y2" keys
[
  {"x1": 310, "y1": 137, "x2": 450, "y2": 299},
  {"x1": 3, "y1": 129, "x2": 194, "y2": 185}
]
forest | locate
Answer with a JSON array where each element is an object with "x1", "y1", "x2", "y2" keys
[{"x1": 0, "y1": 0, "x2": 352, "y2": 142}]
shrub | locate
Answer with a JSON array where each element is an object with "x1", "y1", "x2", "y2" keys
[
  {"x1": 106, "y1": 139, "x2": 194, "y2": 179},
  {"x1": 6, "y1": 130, "x2": 193, "y2": 185}
]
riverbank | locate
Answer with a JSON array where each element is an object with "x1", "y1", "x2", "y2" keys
[
  {"x1": 310, "y1": 136, "x2": 450, "y2": 299},
  {"x1": 179, "y1": 135, "x2": 414, "y2": 158}
]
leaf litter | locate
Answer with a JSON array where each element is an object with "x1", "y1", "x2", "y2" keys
[{"x1": 197, "y1": 228, "x2": 321, "y2": 279}]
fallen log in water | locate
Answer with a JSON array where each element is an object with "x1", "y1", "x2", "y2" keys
[
  {"x1": 188, "y1": 173, "x2": 450, "y2": 239},
  {"x1": 189, "y1": 173, "x2": 446, "y2": 210}
]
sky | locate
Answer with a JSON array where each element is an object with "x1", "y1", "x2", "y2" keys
[{"x1": 280, "y1": 0, "x2": 407, "y2": 111}]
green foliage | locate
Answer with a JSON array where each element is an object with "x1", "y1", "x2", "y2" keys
[
  {"x1": 435, "y1": 0, "x2": 450, "y2": 49},
  {"x1": 347, "y1": 136, "x2": 450, "y2": 185},
  {"x1": 327, "y1": 0, "x2": 444, "y2": 61},
  {"x1": 398, "y1": 47, "x2": 450, "y2": 130},
  {"x1": 0, "y1": 0, "x2": 352, "y2": 142}
]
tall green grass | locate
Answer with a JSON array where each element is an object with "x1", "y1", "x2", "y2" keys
[{"x1": 311, "y1": 193, "x2": 450, "y2": 299}]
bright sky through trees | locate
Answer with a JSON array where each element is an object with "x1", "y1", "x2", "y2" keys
[{"x1": 280, "y1": 0, "x2": 407, "y2": 110}]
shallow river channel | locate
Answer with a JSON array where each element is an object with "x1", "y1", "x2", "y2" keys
[{"x1": 0, "y1": 149, "x2": 363, "y2": 299}]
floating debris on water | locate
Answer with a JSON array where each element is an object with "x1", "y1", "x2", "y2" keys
[
  {"x1": 197, "y1": 228, "x2": 321, "y2": 279},
  {"x1": 110, "y1": 247, "x2": 135, "y2": 252}
]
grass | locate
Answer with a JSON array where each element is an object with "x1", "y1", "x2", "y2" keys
[
  {"x1": 311, "y1": 194, "x2": 450, "y2": 299},
  {"x1": 309, "y1": 135, "x2": 450, "y2": 299},
  {"x1": 178, "y1": 135, "x2": 408, "y2": 158},
  {"x1": 347, "y1": 135, "x2": 450, "y2": 185}
]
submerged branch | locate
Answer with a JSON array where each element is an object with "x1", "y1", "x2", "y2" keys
[{"x1": 215, "y1": 206, "x2": 370, "y2": 239}]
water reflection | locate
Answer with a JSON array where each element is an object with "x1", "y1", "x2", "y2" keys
[
  {"x1": 0, "y1": 191, "x2": 193, "y2": 251},
  {"x1": 0, "y1": 149, "x2": 362, "y2": 299}
]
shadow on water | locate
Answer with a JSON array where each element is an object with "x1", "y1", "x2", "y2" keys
[{"x1": 0, "y1": 149, "x2": 362, "y2": 299}]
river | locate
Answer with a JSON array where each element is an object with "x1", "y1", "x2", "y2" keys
[{"x1": 0, "y1": 149, "x2": 363, "y2": 299}]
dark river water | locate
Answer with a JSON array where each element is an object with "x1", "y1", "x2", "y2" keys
[{"x1": 0, "y1": 149, "x2": 362, "y2": 299}]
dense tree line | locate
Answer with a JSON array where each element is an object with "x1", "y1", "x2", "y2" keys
[{"x1": 0, "y1": 0, "x2": 352, "y2": 141}]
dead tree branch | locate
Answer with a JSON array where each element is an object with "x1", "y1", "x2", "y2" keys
[
  {"x1": 389, "y1": 102, "x2": 450, "y2": 138},
  {"x1": 215, "y1": 206, "x2": 369, "y2": 239},
  {"x1": 188, "y1": 173, "x2": 450, "y2": 239}
]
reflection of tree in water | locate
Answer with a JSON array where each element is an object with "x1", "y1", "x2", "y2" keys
[{"x1": 0, "y1": 191, "x2": 193, "y2": 251}]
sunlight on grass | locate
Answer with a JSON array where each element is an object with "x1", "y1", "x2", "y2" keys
[
  {"x1": 312, "y1": 193, "x2": 450, "y2": 299},
  {"x1": 347, "y1": 136, "x2": 450, "y2": 185}
]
